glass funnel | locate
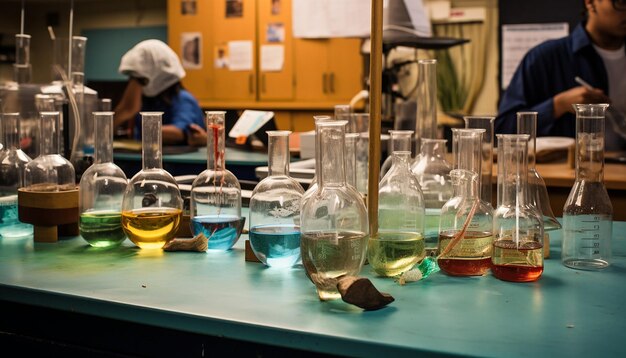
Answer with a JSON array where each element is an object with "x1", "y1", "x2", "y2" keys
[
  {"x1": 438, "y1": 128, "x2": 493, "y2": 276},
  {"x1": 369, "y1": 151, "x2": 425, "y2": 277},
  {"x1": 411, "y1": 138, "x2": 453, "y2": 256},
  {"x1": 121, "y1": 112, "x2": 183, "y2": 250},
  {"x1": 516, "y1": 112, "x2": 561, "y2": 231},
  {"x1": 301, "y1": 120, "x2": 368, "y2": 300},
  {"x1": 0, "y1": 112, "x2": 33, "y2": 237},
  {"x1": 79, "y1": 112, "x2": 128, "y2": 248},
  {"x1": 249, "y1": 131, "x2": 304, "y2": 267},
  {"x1": 380, "y1": 130, "x2": 413, "y2": 179},
  {"x1": 562, "y1": 104, "x2": 612, "y2": 270},
  {"x1": 464, "y1": 116, "x2": 495, "y2": 208},
  {"x1": 190, "y1": 111, "x2": 243, "y2": 251},
  {"x1": 492, "y1": 134, "x2": 544, "y2": 282}
]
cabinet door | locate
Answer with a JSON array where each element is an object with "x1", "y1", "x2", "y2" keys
[
  {"x1": 293, "y1": 38, "x2": 330, "y2": 102},
  {"x1": 326, "y1": 38, "x2": 364, "y2": 101},
  {"x1": 211, "y1": 0, "x2": 257, "y2": 101},
  {"x1": 257, "y1": 0, "x2": 293, "y2": 101}
]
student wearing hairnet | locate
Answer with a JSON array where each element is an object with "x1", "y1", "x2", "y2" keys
[{"x1": 114, "y1": 39, "x2": 207, "y2": 146}]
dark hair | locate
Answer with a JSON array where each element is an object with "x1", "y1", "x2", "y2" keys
[{"x1": 159, "y1": 82, "x2": 182, "y2": 105}]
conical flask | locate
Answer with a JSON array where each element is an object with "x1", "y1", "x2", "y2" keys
[
  {"x1": 121, "y1": 112, "x2": 183, "y2": 249},
  {"x1": 369, "y1": 151, "x2": 425, "y2": 277},
  {"x1": 190, "y1": 111, "x2": 243, "y2": 251},
  {"x1": 249, "y1": 131, "x2": 304, "y2": 267},
  {"x1": 79, "y1": 112, "x2": 128, "y2": 248},
  {"x1": 562, "y1": 104, "x2": 612, "y2": 270},
  {"x1": 464, "y1": 116, "x2": 495, "y2": 208},
  {"x1": 380, "y1": 130, "x2": 413, "y2": 179},
  {"x1": 492, "y1": 134, "x2": 544, "y2": 282},
  {"x1": 516, "y1": 112, "x2": 561, "y2": 231},
  {"x1": 301, "y1": 120, "x2": 368, "y2": 300},
  {"x1": 0, "y1": 112, "x2": 33, "y2": 237}
]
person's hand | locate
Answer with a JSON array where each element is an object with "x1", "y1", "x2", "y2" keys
[
  {"x1": 187, "y1": 124, "x2": 207, "y2": 147},
  {"x1": 553, "y1": 85, "x2": 611, "y2": 118}
]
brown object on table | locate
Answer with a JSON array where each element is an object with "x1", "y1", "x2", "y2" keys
[
  {"x1": 17, "y1": 187, "x2": 79, "y2": 243},
  {"x1": 176, "y1": 215, "x2": 193, "y2": 238},
  {"x1": 336, "y1": 276, "x2": 394, "y2": 311},
  {"x1": 245, "y1": 240, "x2": 261, "y2": 263},
  {"x1": 163, "y1": 233, "x2": 208, "y2": 252},
  {"x1": 567, "y1": 143, "x2": 576, "y2": 168}
]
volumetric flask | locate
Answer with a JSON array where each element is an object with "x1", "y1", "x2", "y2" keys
[
  {"x1": 562, "y1": 104, "x2": 612, "y2": 270},
  {"x1": 464, "y1": 116, "x2": 495, "y2": 208},
  {"x1": 302, "y1": 116, "x2": 332, "y2": 209},
  {"x1": 380, "y1": 130, "x2": 413, "y2": 179},
  {"x1": 415, "y1": 59, "x2": 438, "y2": 143}
]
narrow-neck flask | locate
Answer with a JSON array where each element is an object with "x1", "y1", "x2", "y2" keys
[
  {"x1": 352, "y1": 113, "x2": 370, "y2": 195},
  {"x1": 517, "y1": 112, "x2": 561, "y2": 231},
  {"x1": 121, "y1": 112, "x2": 183, "y2": 249},
  {"x1": 492, "y1": 134, "x2": 544, "y2": 282},
  {"x1": 412, "y1": 138, "x2": 453, "y2": 256},
  {"x1": 0, "y1": 112, "x2": 33, "y2": 237},
  {"x1": 301, "y1": 120, "x2": 368, "y2": 300},
  {"x1": 369, "y1": 151, "x2": 425, "y2": 276},
  {"x1": 438, "y1": 128, "x2": 493, "y2": 276},
  {"x1": 79, "y1": 112, "x2": 128, "y2": 248},
  {"x1": 415, "y1": 59, "x2": 438, "y2": 146},
  {"x1": 562, "y1": 104, "x2": 612, "y2": 270},
  {"x1": 302, "y1": 116, "x2": 332, "y2": 208},
  {"x1": 190, "y1": 111, "x2": 243, "y2": 250},
  {"x1": 249, "y1": 131, "x2": 304, "y2": 267},
  {"x1": 344, "y1": 133, "x2": 359, "y2": 188},
  {"x1": 380, "y1": 130, "x2": 413, "y2": 179},
  {"x1": 464, "y1": 116, "x2": 495, "y2": 207}
]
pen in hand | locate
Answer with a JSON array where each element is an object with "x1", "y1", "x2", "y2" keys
[{"x1": 574, "y1": 76, "x2": 594, "y2": 90}]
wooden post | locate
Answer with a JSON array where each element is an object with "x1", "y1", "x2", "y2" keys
[{"x1": 368, "y1": 0, "x2": 383, "y2": 238}]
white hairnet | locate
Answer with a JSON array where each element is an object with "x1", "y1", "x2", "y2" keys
[{"x1": 119, "y1": 39, "x2": 186, "y2": 97}]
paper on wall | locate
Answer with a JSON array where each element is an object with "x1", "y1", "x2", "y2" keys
[
  {"x1": 260, "y1": 45, "x2": 284, "y2": 72},
  {"x1": 227, "y1": 40, "x2": 253, "y2": 71}
]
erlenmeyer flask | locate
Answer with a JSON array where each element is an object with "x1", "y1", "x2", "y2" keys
[
  {"x1": 380, "y1": 130, "x2": 413, "y2": 179},
  {"x1": 301, "y1": 120, "x2": 368, "y2": 300},
  {"x1": 516, "y1": 112, "x2": 561, "y2": 231},
  {"x1": 464, "y1": 116, "x2": 495, "y2": 208},
  {"x1": 562, "y1": 104, "x2": 612, "y2": 270},
  {"x1": 493, "y1": 134, "x2": 544, "y2": 282},
  {"x1": 190, "y1": 111, "x2": 243, "y2": 250},
  {"x1": 249, "y1": 131, "x2": 304, "y2": 267},
  {"x1": 79, "y1": 112, "x2": 128, "y2": 248},
  {"x1": 0, "y1": 112, "x2": 33, "y2": 238},
  {"x1": 121, "y1": 112, "x2": 183, "y2": 249},
  {"x1": 370, "y1": 151, "x2": 425, "y2": 277}
]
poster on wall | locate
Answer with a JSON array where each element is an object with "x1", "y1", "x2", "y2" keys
[
  {"x1": 266, "y1": 23, "x2": 285, "y2": 43},
  {"x1": 181, "y1": 0, "x2": 197, "y2": 15},
  {"x1": 181, "y1": 32, "x2": 202, "y2": 69},
  {"x1": 214, "y1": 45, "x2": 229, "y2": 69},
  {"x1": 226, "y1": 0, "x2": 243, "y2": 18},
  {"x1": 271, "y1": 0, "x2": 281, "y2": 15}
]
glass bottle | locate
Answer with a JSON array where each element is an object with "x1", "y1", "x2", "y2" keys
[
  {"x1": 249, "y1": 131, "x2": 304, "y2": 267},
  {"x1": 369, "y1": 151, "x2": 425, "y2": 277},
  {"x1": 438, "y1": 128, "x2": 493, "y2": 276},
  {"x1": 79, "y1": 112, "x2": 128, "y2": 248},
  {"x1": 412, "y1": 138, "x2": 453, "y2": 256},
  {"x1": 301, "y1": 120, "x2": 368, "y2": 300},
  {"x1": 464, "y1": 116, "x2": 495, "y2": 207},
  {"x1": 190, "y1": 111, "x2": 243, "y2": 251},
  {"x1": 380, "y1": 130, "x2": 413, "y2": 179},
  {"x1": 562, "y1": 104, "x2": 612, "y2": 270},
  {"x1": 492, "y1": 134, "x2": 544, "y2": 282},
  {"x1": 121, "y1": 112, "x2": 183, "y2": 250},
  {"x1": 0, "y1": 112, "x2": 33, "y2": 238},
  {"x1": 517, "y1": 112, "x2": 561, "y2": 231}
]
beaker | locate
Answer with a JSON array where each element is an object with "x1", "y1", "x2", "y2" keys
[
  {"x1": 79, "y1": 112, "x2": 128, "y2": 248},
  {"x1": 412, "y1": 138, "x2": 453, "y2": 256},
  {"x1": 438, "y1": 128, "x2": 493, "y2": 276},
  {"x1": 301, "y1": 120, "x2": 368, "y2": 300},
  {"x1": 121, "y1": 112, "x2": 183, "y2": 249},
  {"x1": 517, "y1": 112, "x2": 561, "y2": 231},
  {"x1": 380, "y1": 130, "x2": 413, "y2": 179},
  {"x1": 562, "y1": 104, "x2": 612, "y2": 270},
  {"x1": 492, "y1": 134, "x2": 544, "y2": 282},
  {"x1": 464, "y1": 116, "x2": 495, "y2": 207},
  {"x1": 249, "y1": 131, "x2": 304, "y2": 267},
  {"x1": 190, "y1": 111, "x2": 243, "y2": 251},
  {"x1": 415, "y1": 59, "x2": 438, "y2": 145},
  {"x1": 0, "y1": 112, "x2": 33, "y2": 238},
  {"x1": 370, "y1": 151, "x2": 425, "y2": 277}
]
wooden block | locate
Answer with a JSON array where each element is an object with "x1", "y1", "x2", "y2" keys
[
  {"x1": 33, "y1": 226, "x2": 58, "y2": 243},
  {"x1": 244, "y1": 240, "x2": 261, "y2": 263}
]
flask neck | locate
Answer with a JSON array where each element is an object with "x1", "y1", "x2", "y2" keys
[
  {"x1": 93, "y1": 112, "x2": 114, "y2": 164},
  {"x1": 451, "y1": 169, "x2": 479, "y2": 199},
  {"x1": 344, "y1": 133, "x2": 359, "y2": 188},
  {"x1": 1, "y1": 113, "x2": 21, "y2": 150},
  {"x1": 141, "y1": 113, "x2": 163, "y2": 170},
  {"x1": 416, "y1": 59, "x2": 437, "y2": 140},
  {"x1": 517, "y1": 112, "x2": 537, "y2": 168},
  {"x1": 388, "y1": 130, "x2": 413, "y2": 153},
  {"x1": 573, "y1": 104, "x2": 609, "y2": 182},
  {"x1": 318, "y1": 123, "x2": 347, "y2": 187},
  {"x1": 39, "y1": 112, "x2": 60, "y2": 156},
  {"x1": 389, "y1": 151, "x2": 412, "y2": 173},
  {"x1": 420, "y1": 139, "x2": 447, "y2": 159},
  {"x1": 496, "y1": 135, "x2": 530, "y2": 207},
  {"x1": 267, "y1": 132, "x2": 290, "y2": 177},
  {"x1": 207, "y1": 120, "x2": 225, "y2": 171}
]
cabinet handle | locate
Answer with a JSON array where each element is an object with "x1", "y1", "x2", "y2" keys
[
  {"x1": 322, "y1": 73, "x2": 328, "y2": 94},
  {"x1": 261, "y1": 74, "x2": 266, "y2": 93},
  {"x1": 329, "y1": 72, "x2": 335, "y2": 93},
  {"x1": 248, "y1": 74, "x2": 254, "y2": 94}
]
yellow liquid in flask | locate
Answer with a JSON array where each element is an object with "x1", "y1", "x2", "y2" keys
[{"x1": 122, "y1": 207, "x2": 182, "y2": 249}]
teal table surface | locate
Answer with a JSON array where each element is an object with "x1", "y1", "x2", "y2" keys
[
  {"x1": 1, "y1": 221, "x2": 625, "y2": 357},
  {"x1": 114, "y1": 146, "x2": 268, "y2": 166}
]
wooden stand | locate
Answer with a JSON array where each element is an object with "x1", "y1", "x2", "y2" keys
[{"x1": 17, "y1": 188, "x2": 79, "y2": 243}]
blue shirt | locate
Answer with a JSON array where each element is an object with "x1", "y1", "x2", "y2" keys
[{"x1": 495, "y1": 22, "x2": 625, "y2": 150}]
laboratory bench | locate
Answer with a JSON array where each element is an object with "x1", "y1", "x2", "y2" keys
[{"x1": 1, "y1": 217, "x2": 625, "y2": 357}]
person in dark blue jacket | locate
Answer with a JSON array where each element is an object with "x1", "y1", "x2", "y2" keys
[{"x1": 496, "y1": 0, "x2": 626, "y2": 150}]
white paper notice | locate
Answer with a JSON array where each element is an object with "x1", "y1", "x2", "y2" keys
[
  {"x1": 292, "y1": 0, "x2": 370, "y2": 38},
  {"x1": 229, "y1": 110, "x2": 275, "y2": 138},
  {"x1": 227, "y1": 40, "x2": 253, "y2": 71},
  {"x1": 292, "y1": 0, "x2": 330, "y2": 38},
  {"x1": 501, "y1": 23, "x2": 569, "y2": 89},
  {"x1": 260, "y1": 45, "x2": 284, "y2": 72}
]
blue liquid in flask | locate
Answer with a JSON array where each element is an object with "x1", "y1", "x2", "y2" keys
[
  {"x1": 191, "y1": 214, "x2": 243, "y2": 250},
  {"x1": 249, "y1": 224, "x2": 301, "y2": 268}
]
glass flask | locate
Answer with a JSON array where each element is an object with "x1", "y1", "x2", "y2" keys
[
  {"x1": 302, "y1": 116, "x2": 332, "y2": 209},
  {"x1": 415, "y1": 59, "x2": 438, "y2": 144},
  {"x1": 249, "y1": 131, "x2": 304, "y2": 267},
  {"x1": 516, "y1": 112, "x2": 561, "y2": 231},
  {"x1": 562, "y1": 104, "x2": 613, "y2": 270},
  {"x1": 0, "y1": 112, "x2": 33, "y2": 237},
  {"x1": 380, "y1": 130, "x2": 413, "y2": 179},
  {"x1": 121, "y1": 112, "x2": 183, "y2": 250},
  {"x1": 369, "y1": 151, "x2": 425, "y2": 277},
  {"x1": 464, "y1": 116, "x2": 495, "y2": 207},
  {"x1": 78, "y1": 112, "x2": 128, "y2": 248},
  {"x1": 301, "y1": 120, "x2": 368, "y2": 300},
  {"x1": 492, "y1": 134, "x2": 544, "y2": 282},
  {"x1": 352, "y1": 113, "x2": 370, "y2": 195},
  {"x1": 190, "y1": 111, "x2": 243, "y2": 251},
  {"x1": 412, "y1": 138, "x2": 453, "y2": 256},
  {"x1": 344, "y1": 133, "x2": 359, "y2": 188},
  {"x1": 438, "y1": 128, "x2": 493, "y2": 276}
]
